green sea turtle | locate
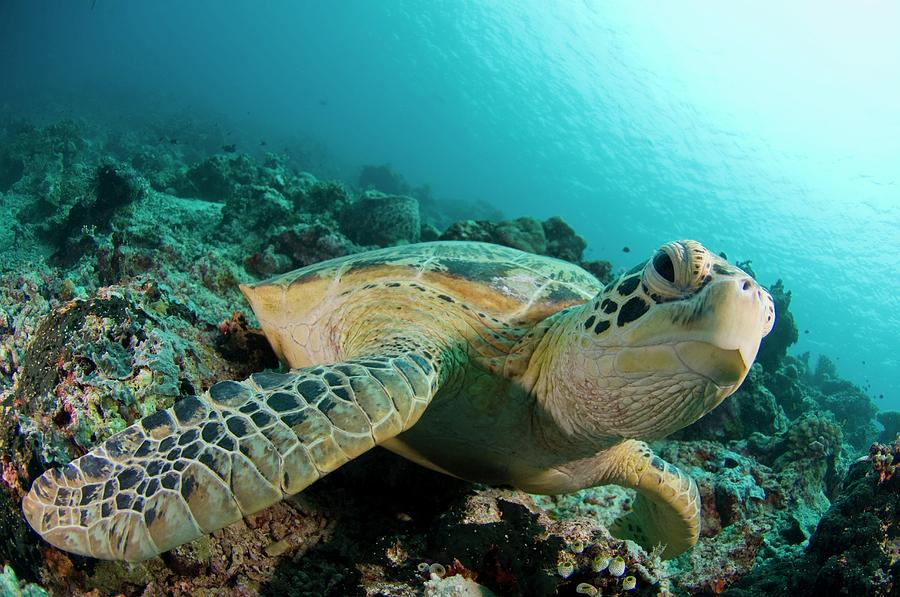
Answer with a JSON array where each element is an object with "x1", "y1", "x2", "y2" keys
[{"x1": 23, "y1": 240, "x2": 774, "y2": 561}]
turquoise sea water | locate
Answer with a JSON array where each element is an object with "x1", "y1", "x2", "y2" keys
[{"x1": 1, "y1": 1, "x2": 898, "y2": 408}]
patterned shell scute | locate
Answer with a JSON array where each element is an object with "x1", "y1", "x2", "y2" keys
[{"x1": 257, "y1": 241, "x2": 601, "y2": 318}]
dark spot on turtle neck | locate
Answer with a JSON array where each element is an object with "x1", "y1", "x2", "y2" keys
[
  {"x1": 617, "y1": 297, "x2": 650, "y2": 326},
  {"x1": 617, "y1": 276, "x2": 641, "y2": 297}
]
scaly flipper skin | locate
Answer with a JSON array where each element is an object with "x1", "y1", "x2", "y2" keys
[
  {"x1": 22, "y1": 352, "x2": 438, "y2": 561},
  {"x1": 602, "y1": 440, "x2": 700, "y2": 558}
]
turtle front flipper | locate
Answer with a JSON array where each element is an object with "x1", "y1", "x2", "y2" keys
[
  {"x1": 600, "y1": 440, "x2": 700, "y2": 558},
  {"x1": 22, "y1": 352, "x2": 439, "y2": 561}
]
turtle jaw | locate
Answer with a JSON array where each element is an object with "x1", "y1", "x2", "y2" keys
[
  {"x1": 669, "y1": 275, "x2": 775, "y2": 387},
  {"x1": 620, "y1": 273, "x2": 775, "y2": 380},
  {"x1": 673, "y1": 341, "x2": 747, "y2": 388}
]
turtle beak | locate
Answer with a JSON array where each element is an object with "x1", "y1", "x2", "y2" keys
[
  {"x1": 710, "y1": 277, "x2": 775, "y2": 373},
  {"x1": 676, "y1": 277, "x2": 775, "y2": 386}
]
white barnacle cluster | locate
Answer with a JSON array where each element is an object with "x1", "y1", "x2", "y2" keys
[
  {"x1": 574, "y1": 551, "x2": 639, "y2": 595},
  {"x1": 417, "y1": 561, "x2": 447, "y2": 579}
]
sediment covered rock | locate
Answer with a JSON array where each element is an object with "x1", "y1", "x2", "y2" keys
[
  {"x1": 340, "y1": 192, "x2": 421, "y2": 247},
  {"x1": 726, "y1": 441, "x2": 900, "y2": 596}
]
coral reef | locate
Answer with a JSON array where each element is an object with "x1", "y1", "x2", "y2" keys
[
  {"x1": 726, "y1": 440, "x2": 900, "y2": 596},
  {"x1": 305, "y1": 179, "x2": 352, "y2": 216},
  {"x1": 0, "y1": 118, "x2": 888, "y2": 596},
  {"x1": 674, "y1": 364, "x2": 789, "y2": 443},
  {"x1": 220, "y1": 184, "x2": 295, "y2": 237},
  {"x1": 48, "y1": 162, "x2": 146, "y2": 257},
  {"x1": 440, "y1": 217, "x2": 546, "y2": 253},
  {"x1": 755, "y1": 280, "x2": 798, "y2": 372},
  {"x1": 667, "y1": 342, "x2": 875, "y2": 593},
  {"x1": 643, "y1": 441, "x2": 775, "y2": 594},
  {"x1": 542, "y1": 216, "x2": 587, "y2": 263},
  {"x1": 0, "y1": 152, "x2": 25, "y2": 192},
  {"x1": 663, "y1": 423, "x2": 847, "y2": 592},
  {"x1": 762, "y1": 357, "x2": 815, "y2": 419},
  {"x1": 0, "y1": 120, "x2": 89, "y2": 198},
  {"x1": 176, "y1": 153, "x2": 259, "y2": 202},
  {"x1": 760, "y1": 410, "x2": 846, "y2": 499},
  {"x1": 809, "y1": 355, "x2": 879, "y2": 450}
]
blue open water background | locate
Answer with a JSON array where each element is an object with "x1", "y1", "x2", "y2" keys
[{"x1": 2, "y1": 1, "x2": 898, "y2": 408}]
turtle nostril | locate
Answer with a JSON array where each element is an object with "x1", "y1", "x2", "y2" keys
[{"x1": 741, "y1": 280, "x2": 752, "y2": 291}]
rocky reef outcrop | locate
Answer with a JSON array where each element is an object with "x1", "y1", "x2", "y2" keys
[
  {"x1": 878, "y1": 411, "x2": 900, "y2": 444},
  {"x1": 340, "y1": 192, "x2": 421, "y2": 247},
  {"x1": 440, "y1": 216, "x2": 612, "y2": 284},
  {"x1": 725, "y1": 439, "x2": 900, "y2": 596},
  {"x1": 357, "y1": 162, "x2": 503, "y2": 230},
  {"x1": 755, "y1": 280, "x2": 798, "y2": 373}
]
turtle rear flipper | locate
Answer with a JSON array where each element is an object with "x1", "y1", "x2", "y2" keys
[
  {"x1": 22, "y1": 351, "x2": 439, "y2": 561},
  {"x1": 601, "y1": 440, "x2": 700, "y2": 558}
]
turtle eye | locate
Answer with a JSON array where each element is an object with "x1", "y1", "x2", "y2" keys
[{"x1": 652, "y1": 250, "x2": 676, "y2": 284}]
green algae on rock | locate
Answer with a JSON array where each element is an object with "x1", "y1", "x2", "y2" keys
[
  {"x1": 0, "y1": 564, "x2": 50, "y2": 597},
  {"x1": 8, "y1": 288, "x2": 218, "y2": 464}
]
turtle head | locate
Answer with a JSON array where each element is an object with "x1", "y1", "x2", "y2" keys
[{"x1": 541, "y1": 240, "x2": 775, "y2": 442}]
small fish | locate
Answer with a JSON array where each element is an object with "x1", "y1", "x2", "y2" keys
[
  {"x1": 260, "y1": 140, "x2": 267, "y2": 146},
  {"x1": 319, "y1": 99, "x2": 328, "y2": 106},
  {"x1": 222, "y1": 144, "x2": 237, "y2": 153},
  {"x1": 804, "y1": 329, "x2": 810, "y2": 334},
  {"x1": 622, "y1": 246, "x2": 630, "y2": 253}
]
